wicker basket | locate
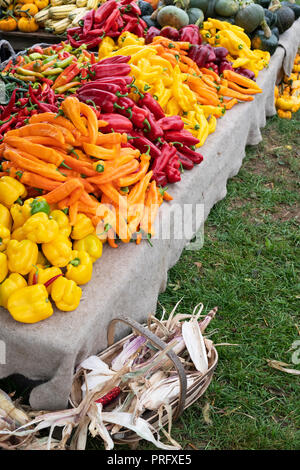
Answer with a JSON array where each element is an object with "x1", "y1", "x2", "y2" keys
[{"x1": 71, "y1": 315, "x2": 218, "y2": 446}]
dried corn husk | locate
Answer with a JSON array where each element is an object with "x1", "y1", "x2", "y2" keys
[
  {"x1": 182, "y1": 319, "x2": 208, "y2": 374},
  {"x1": 0, "y1": 302, "x2": 218, "y2": 450}
]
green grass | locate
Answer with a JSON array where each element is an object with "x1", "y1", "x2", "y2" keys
[{"x1": 141, "y1": 111, "x2": 300, "y2": 450}]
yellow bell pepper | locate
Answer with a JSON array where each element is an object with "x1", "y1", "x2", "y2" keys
[
  {"x1": 66, "y1": 250, "x2": 93, "y2": 285},
  {"x1": 28, "y1": 265, "x2": 62, "y2": 293},
  {"x1": 7, "y1": 284, "x2": 53, "y2": 323},
  {"x1": 0, "y1": 252, "x2": 8, "y2": 283},
  {"x1": 118, "y1": 31, "x2": 145, "y2": 48},
  {"x1": 0, "y1": 203, "x2": 12, "y2": 230},
  {"x1": 11, "y1": 226, "x2": 25, "y2": 241},
  {"x1": 23, "y1": 212, "x2": 59, "y2": 244},
  {"x1": 50, "y1": 209, "x2": 71, "y2": 238},
  {"x1": 71, "y1": 213, "x2": 94, "y2": 240},
  {"x1": 0, "y1": 176, "x2": 26, "y2": 208},
  {"x1": 73, "y1": 234, "x2": 102, "y2": 263},
  {"x1": 98, "y1": 36, "x2": 115, "y2": 59},
  {"x1": 10, "y1": 198, "x2": 33, "y2": 230},
  {"x1": 37, "y1": 250, "x2": 48, "y2": 266},
  {"x1": 7, "y1": 239, "x2": 38, "y2": 276},
  {"x1": 0, "y1": 224, "x2": 10, "y2": 252},
  {"x1": 42, "y1": 234, "x2": 72, "y2": 268},
  {"x1": 51, "y1": 276, "x2": 82, "y2": 312},
  {"x1": 0, "y1": 273, "x2": 27, "y2": 309}
]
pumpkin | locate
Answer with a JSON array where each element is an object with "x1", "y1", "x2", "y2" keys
[
  {"x1": 17, "y1": 15, "x2": 39, "y2": 31},
  {"x1": 142, "y1": 14, "x2": 160, "y2": 27},
  {"x1": 0, "y1": 0, "x2": 12, "y2": 8},
  {"x1": 34, "y1": 0, "x2": 49, "y2": 9},
  {"x1": 187, "y1": 7, "x2": 204, "y2": 25},
  {"x1": 214, "y1": 0, "x2": 239, "y2": 17},
  {"x1": 0, "y1": 15, "x2": 17, "y2": 30},
  {"x1": 251, "y1": 29, "x2": 278, "y2": 55},
  {"x1": 20, "y1": 2, "x2": 38, "y2": 16},
  {"x1": 157, "y1": 5, "x2": 189, "y2": 29},
  {"x1": 275, "y1": 6, "x2": 295, "y2": 34}
]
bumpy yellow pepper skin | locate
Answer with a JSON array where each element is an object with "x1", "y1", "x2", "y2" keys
[
  {"x1": 10, "y1": 198, "x2": 33, "y2": 230},
  {"x1": 7, "y1": 239, "x2": 38, "y2": 276},
  {"x1": 0, "y1": 176, "x2": 26, "y2": 208},
  {"x1": 50, "y1": 210, "x2": 71, "y2": 238},
  {"x1": 66, "y1": 250, "x2": 93, "y2": 285},
  {"x1": 37, "y1": 250, "x2": 48, "y2": 266},
  {"x1": 98, "y1": 36, "x2": 115, "y2": 59},
  {"x1": 11, "y1": 226, "x2": 25, "y2": 241},
  {"x1": 28, "y1": 265, "x2": 62, "y2": 293},
  {"x1": 0, "y1": 273, "x2": 27, "y2": 309},
  {"x1": 51, "y1": 276, "x2": 82, "y2": 312},
  {"x1": 73, "y1": 234, "x2": 102, "y2": 263},
  {"x1": 42, "y1": 234, "x2": 72, "y2": 268},
  {"x1": 7, "y1": 284, "x2": 53, "y2": 324},
  {"x1": 0, "y1": 224, "x2": 10, "y2": 252},
  {"x1": 23, "y1": 212, "x2": 59, "y2": 244},
  {"x1": 0, "y1": 203, "x2": 12, "y2": 230},
  {"x1": 0, "y1": 252, "x2": 8, "y2": 283},
  {"x1": 71, "y1": 213, "x2": 94, "y2": 240}
]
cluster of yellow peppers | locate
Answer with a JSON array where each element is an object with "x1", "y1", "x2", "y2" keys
[
  {"x1": 0, "y1": 175, "x2": 103, "y2": 324},
  {"x1": 99, "y1": 32, "x2": 216, "y2": 147},
  {"x1": 200, "y1": 18, "x2": 270, "y2": 77},
  {"x1": 275, "y1": 52, "x2": 300, "y2": 119}
]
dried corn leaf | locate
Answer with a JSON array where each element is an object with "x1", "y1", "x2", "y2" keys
[
  {"x1": 182, "y1": 319, "x2": 208, "y2": 374},
  {"x1": 267, "y1": 359, "x2": 300, "y2": 376}
]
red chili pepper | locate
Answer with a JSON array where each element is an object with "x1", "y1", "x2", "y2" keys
[
  {"x1": 29, "y1": 85, "x2": 58, "y2": 113},
  {"x1": 83, "y1": 8, "x2": 95, "y2": 35},
  {"x1": 1, "y1": 90, "x2": 17, "y2": 120},
  {"x1": 128, "y1": 131, "x2": 161, "y2": 158},
  {"x1": 32, "y1": 265, "x2": 39, "y2": 285},
  {"x1": 138, "y1": 93, "x2": 165, "y2": 120},
  {"x1": 157, "y1": 116, "x2": 185, "y2": 132},
  {"x1": 98, "y1": 56, "x2": 130, "y2": 65},
  {"x1": 165, "y1": 164, "x2": 181, "y2": 183},
  {"x1": 90, "y1": 63, "x2": 131, "y2": 79},
  {"x1": 95, "y1": 386, "x2": 121, "y2": 406},
  {"x1": 44, "y1": 274, "x2": 62, "y2": 288},
  {"x1": 177, "y1": 153, "x2": 194, "y2": 170},
  {"x1": 164, "y1": 129, "x2": 200, "y2": 147},
  {"x1": 141, "y1": 108, "x2": 163, "y2": 140},
  {"x1": 78, "y1": 88, "x2": 118, "y2": 112},
  {"x1": 94, "y1": 0, "x2": 117, "y2": 24},
  {"x1": 177, "y1": 145, "x2": 203, "y2": 164},
  {"x1": 99, "y1": 113, "x2": 133, "y2": 133},
  {"x1": 153, "y1": 143, "x2": 177, "y2": 171},
  {"x1": 0, "y1": 116, "x2": 16, "y2": 134}
]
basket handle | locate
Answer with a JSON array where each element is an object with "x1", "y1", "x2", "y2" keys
[{"x1": 107, "y1": 315, "x2": 187, "y2": 421}]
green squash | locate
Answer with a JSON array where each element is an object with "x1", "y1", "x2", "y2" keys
[
  {"x1": 215, "y1": 0, "x2": 239, "y2": 17},
  {"x1": 276, "y1": 6, "x2": 295, "y2": 34},
  {"x1": 251, "y1": 29, "x2": 278, "y2": 55},
  {"x1": 254, "y1": 0, "x2": 270, "y2": 8},
  {"x1": 157, "y1": 5, "x2": 190, "y2": 29},
  {"x1": 214, "y1": 14, "x2": 235, "y2": 23},
  {"x1": 189, "y1": 0, "x2": 209, "y2": 13},
  {"x1": 235, "y1": 3, "x2": 267, "y2": 33},
  {"x1": 187, "y1": 7, "x2": 204, "y2": 25}
]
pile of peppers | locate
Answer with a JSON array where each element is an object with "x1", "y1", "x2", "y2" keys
[
  {"x1": 77, "y1": 54, "x2": 203, "y2": 185},
  {"x1": 67, "y1": 0, "x2": 147, "y2": 50}
]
